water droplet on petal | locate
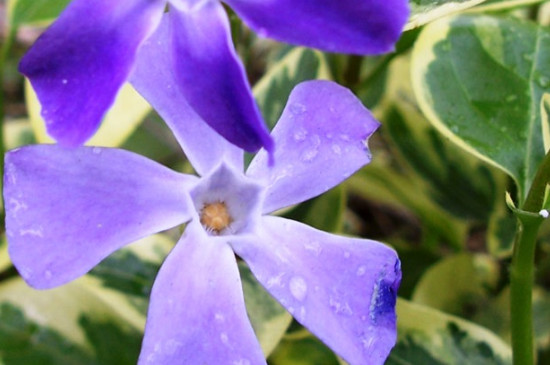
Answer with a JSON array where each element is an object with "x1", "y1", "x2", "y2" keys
[
  {"x1": 220, "y1": 332, "x2": 229, "y2": 345},
  {"x1": 300, "y1": 135, "x2": 321, "y2": 162},
  {"x1": 61, "y1": 79, "x2": 68, "y2": 85},
  {"x1": 267, "y1": 273, "x2": 284, "y2": 288},
  {"x1": 293, "y1": 128, "x2": 308, "y2": 141},
  {"x1": 304, "y1": 241, "x2": 322, "y2": 256},
  {"x1": 331, "y1": 144, "x2": 342, "y2": 155},
  {"x1": 290, "y1": 102, "x2": 307, "y2": 115},
  {"x1": 289, "y1": 276, "x2": 308, "y2": 301},
  {"x1": 92, "y1": 147, "x2": 101, "y2": 155},
  {"x1": 329, "y1": 296, "x2": 353, "y2": 315},
  {"x1": 356, "y1": 266, "x2": 367, "y2": 276}
]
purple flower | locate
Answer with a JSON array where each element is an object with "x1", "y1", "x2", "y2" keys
[
  {"x1": 19, "y1": 0, "x2": 410, "y2": 152},
  {"x1": 4, "y1": 81, "x2": 401, "y2": 364}
]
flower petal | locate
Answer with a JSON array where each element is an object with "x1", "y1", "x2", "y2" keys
[
  {"x1": 247, "y1": 80, "x2": 379, "y2": 213},
  {"x1": 166, "y1": 2, "x2": 273, "y2": 154},
  {"x1": 231, "y1": 216, "x2": 400, "y2": 365},
  {"x1": 225, "y1": 0, "x2": 409, "y2": 54},
  {"x1": 130, "y1": 13, "x2": 243, "y2": 176},
  {"x1": 139, "y1": 222, "x2": 266, "y2": 365},
  {"x1": 18, "y1": 0, "x2": 165, "y2": 147},
  {"x1": 4, "y1": 145, "x2": 195, "y2": 289}
]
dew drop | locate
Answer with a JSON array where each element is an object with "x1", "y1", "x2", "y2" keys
[
  {"x1": 329, "y1": 296, "x2": 353, "y2": 315},
  {"x1": 293, "y1": 128, "x2": 308, "y2": 141},
  {"x1": 331, "y1": 144, "x2": 342, "y2": 155},
  {"x1": 538, "y1": 75, "x2": 550, "y2": 88},
  {"x1": 92, "y1": 147, "x2": 101, "y2": 155},
  {"x1": 300, "y1": 135, "x2": 321, "y2": 162},
  {"x1": 356, "y1": 265, "x2": 367, "y2": 276},
  {"x1": 301, "y1": 148, "x2": 318, "y2": 162},
  {"x1": 289, "y1": 276, "x2": 308, "y2": 301},
  {"x1": 290, "y1": 102, "x2": 307, "y2": 115},
  {"x1": 505, "y1": 94, "x2": 517, "y2": 102},
  {"x1": 304, "y1": 241, "x2": 322, "y2": 256},
  {"x1": 61, "y1": 79, "x2": 68, "y2": 85},
  {"x1": 220, "y1": 332, "x2": 229, "y2": 345}
]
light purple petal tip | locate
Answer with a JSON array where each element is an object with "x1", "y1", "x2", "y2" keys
[
  {"x1": 4, "y1": 145, "x2": 195, "y2": 289},
  {"x1": 231, "y1": 216, "x2": 400, "y2": 365},
  {"x1": 19, "y1": 0, "x2": 165, "y2": 147},
  {"x1": 247, "y1": 80, "x2": 380, "y2": 213},
  {"x1": 139, "y1": 222, "x2": 266, "y2": 365},
  {"x1": 131, "y1": 13, "x2": 244, "y2": 176},
  {"x1": 225, "y1": 0, "x2": 409, "y2": 54},
  {"x1": 168, "y1": 2, "x2": 273, "y2": 154}
]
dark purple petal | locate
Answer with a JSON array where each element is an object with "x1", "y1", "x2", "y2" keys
[
  {"x1": 231, "y1": 216, "x2": 400, "y2": 365},
  {"x1": 19, "y1": 0, "x2": 165, "y2": 147},
  {"x1": 139, "y1": 222, "x2": 266, "y2": 365},
  {"x1": 131, "y1": 13, "x2": 244, "y2": 176},
  {"x1": 4, "y1": 145, "x2": 195, "y2": 289},
  {"x1": 225, "y1": 0, "x2": 409, "y2": 54},
  {"x1": 167, "y1": 2, "x2": 273, "y2": 154},
  {"x1": 247, "y1": 80, "x2": 379, "y2": 213}
]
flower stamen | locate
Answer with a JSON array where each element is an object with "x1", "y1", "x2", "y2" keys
[{"x1": 200, "y1": 201, "x2": 232, "y2": 234}]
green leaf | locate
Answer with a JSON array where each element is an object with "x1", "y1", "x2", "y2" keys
[
  {"x1": 283, "y1": 186, "x2": 346, "y2": 233},
  {"x1": 346, "y1": 163, "x2": 469, "y2": 249},
  {"x1": 411, "y1": 254, "x2": 500, "y2": 316},
  {"x1": 240, "y1": 263, "x2": 292, "y2": 356},
  {"x1": 406, "y1": 0, "x2": 488, "y2": 30},
  {"x1": 541, "y1": 93, "x2": 550, "y2": 151},
  {"x1": 88, "y1": 235, "x2": 290, "y2": 356},
  {"x1": 0, "y1": 278, "x2": 142, "y2": 365},
  {"x1": 0, "y1": 237, "x2": 9, "y2": 274},
  {"x1": 253, "y1": 47, "x2": 332, "y2": 130},
  {"x1": 391, "y1": 299, "x2": 512, "y2": 364},
  {"x1": 26, "y1": 81, "x2": 151, "y2": 148},
  {"x1": 267, "y1": 329, "x2": 339, "y2": 365},
  {"x1": 412, "y1": 14, "x2": 550, "y2": 201},
  {"x1": 381, "y1": 55, "x2": 506, "y2": 223},
  {"x1": 0, "y1": 302, "x2": 96, "y2": 365},
  {"x1": 7, "y1": 0, "x2": 71, "y2": 27},
  {"x1": 474, "y1": 286, "x2": 550, "y2": 349}
]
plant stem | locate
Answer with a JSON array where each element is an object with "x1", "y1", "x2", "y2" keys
[
  {"x1": 509, "y1": 150, "x2": 550, "y2": 365},
  {"x1": 510, "y1": 217, "x2": 540, "y2": 365}
]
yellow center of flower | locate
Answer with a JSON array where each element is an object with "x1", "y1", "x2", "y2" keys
[{"x1": 200, "y1": 201, "x2": 232, "y2": 233}]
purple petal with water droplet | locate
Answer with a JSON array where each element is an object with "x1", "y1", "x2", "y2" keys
[
  {"x1": 231, "y1": 216, "x2": 400, "y2": 365},
  {"x1": 247, "y1": 80, "x2": 379, "y2": 213},
  {"x1": 139, "y1": 222, "x2": 266, "y2": 365},
  {"x1": 4, "y1": 145, "x2": 195, "y2": 289}
]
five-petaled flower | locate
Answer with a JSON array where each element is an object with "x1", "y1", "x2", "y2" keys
[
  {"x1": 19, "y1": 0, "x2": 409, "y2": 152},
  {"x1": 4, "y1": 81, "x2": 401, "y2": 364}
]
